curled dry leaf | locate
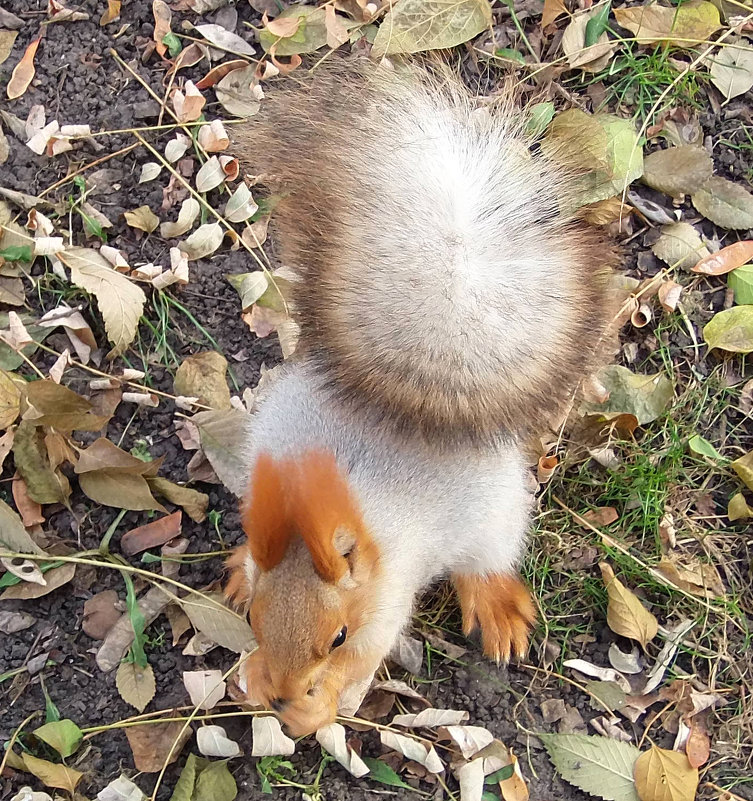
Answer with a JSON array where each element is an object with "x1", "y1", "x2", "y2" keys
[
  {"x1": 316, "y1": 722, "x2": 370, "y2": 777},
  {"x1": 656, "y1": 555, "x2": 725, "y2": 599},
  {"x1": 120, "y1": 511, "x2": 182, "y2": 555},
  {"x1": 195, "y1": 59, "x2": 249, "y2": 90},
  {"x1": 692, "y1": 240, "x2": 753, "y2": 276},
  {"x1": 441, "y1": 725, "x2": 494, "y2": 760},
  {"x1": 152, "y1": 0, "x2": 171, "y2": 56},
  {"x1": 147, "y1": 476, "x2": 208, "y2": 522},
  {"x1": 393, "y1": 708, "x2": 469, "y2": 727},
  {"x1": 608, "y1": 643, "x2": 642, "y2": 675},
  {"x1": 728, "y1": 492, "x2": 752, "y2": 520},
  {"x1": 96, "y1": 586, "x2": 170, "y2": 672},
  {"x1": 658, "y1": 281, "x2": 682, "y2": 312},
  {"x1": 165, "y1": 133, "x2": 191, "y2": 162},
  {"x1": 139, "y1": 163, "x2": 162, "y2": 183},
  {"x1": 561, "y1": 9, "x2": 615, "y2": 72},
  {"x1": 116, "y1": 660, "x2": 156, "y2": 712},
  {"x1": 183, "y1": 669, "x2": 226, "y2": 710},
  {"x1": 1, "y1": 556, "x2": 45, "y2": 585},
  {"x1": 599, "y1": 562, "x2": 658, "y2": 649},
  {"x1": 172, "y1": 81, "x2": 206, "y2": 123},
  {"x1": 197, "y1": 725, "x2": 242, "y2": 758},
  {"x1": 380, "y1": 729, "x2": 444, "y2": 773},
  {"x1": 251, "y1": 715, "x2": 295, "y2": 756},
  {"x1": 633, "y1": 746, "x2": 698, "y2": 801},
  {"x1": 161, "y1": 197, "x2": 201, "y2": 238},
  {"x1": 197, "y1": 119, "x2": 229, "y2": 152},
  {"x1": 96, "y1": 775, "x2": 146, "y2": 801},
  {"x1": 499, "y1": 750, "x2": 529, "y2": 801},
  {"x1": 642, "y1": 619, "x2": 695, "y2": 696},
  {"x1": 456, "y1": 758, "x2": 484, "y2": 801},
  {"x1": 564, "y1": 658, "x2": 632, "y2": 693},
  {"x1": 7, "y1": 35, "x2": 42, "y2": 101},
  {"x1": 99, "y1": 0, "x2": 121, "y2": 25}
]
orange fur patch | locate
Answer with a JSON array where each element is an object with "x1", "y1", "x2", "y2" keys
[
  {"x1": 453, "y1": 572, "x2": 536, "y2": 662},
  {"x1": 242, "y1": 449, "x2": 371, "y2": 582},
  {"x1": 224, "y1": 544, "x2": 253, "y2": 607}
]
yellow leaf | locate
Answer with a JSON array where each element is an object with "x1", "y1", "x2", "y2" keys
[
  {"x1": 614, "y1": 1, "x2": 720, "y2": 45},
  {"x1": 599, "y1": 562, "x2": 658, "y2": 648},
  {"x1": 7, "y1": 35, "x2": 41, "y2": 100},
  {"x1": 59, "y1": 247, "x2": 146, "y2": 358},
  {"x1": 728, "y1": 492, "x2": 752, "y2": 521},
  {"x1": 633, "y1": 746, "x2": 698, "y2": 801},
  {"x1": 732, "y1": 450, "x2": 753, "y2": 491},
  {"x1": 372, "y1": 0, "x2": 492, "y2": 57},
  {"x1": 21, "y1": 753, "x2": 83, "y2": 793},
  {"x1": 0, "y1": 368, "x2": 22, "y2": 429},
  {"x1": 124, "y1": 205, "x2": 159, "y2": 233},
  {"x1": 499, "y1": 750, "x2": 529, "y2": 801}
]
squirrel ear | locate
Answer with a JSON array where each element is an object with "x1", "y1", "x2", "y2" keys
[
  {"x1": 225, "y1": 544, "x2": 260, "y2": 608},
  {"x1": 242, "y1": 452, "x2": 294, "y2": 572},
  {"x1": 290, "y1": 451, "x2": 372, "y2": 585}
]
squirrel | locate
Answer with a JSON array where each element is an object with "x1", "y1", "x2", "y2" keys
[{"x1": 225, "y1": 59, "x2": 616, "y2": 737}]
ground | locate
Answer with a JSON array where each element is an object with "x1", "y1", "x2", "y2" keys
[{"x1": 0, "y1": 0, "x2": 752, "y2": 800}]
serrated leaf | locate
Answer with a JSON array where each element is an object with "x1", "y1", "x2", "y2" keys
[
  {"x1": 177, "y1": 590, "x2": 256, "y2": 652},
  {"x1": 703, "y1": 306, "x2": 753, "y2": 353},
  {"x1": 688, "y1": 434, "x2": 722, "y2": 460},
  {"x1": 651, "y1": 222, "x2": 709, "y2": 271},
  {"x1": 710, "y1": 43, "x2": 753, "y2": 100},
  {"x1": 372, "y1": 0, "x2": 492, "y2": 57},
  {"x1": 116, "y1": 660, "x2": 156, "y2": 712},
  {"x1": 728, "y1": 263, "x2": 753, "y2": 305},
  {"x1": 692, "y1": 176, "x2": 753, "y2": 230},
  {"x1": 21, "y1": 754, "x2": 83, "y2": 794},
  {"x1": 33, "y1": 719, "x2": 83, "y2": 758},
  {"x1": 60, "y1": 247, "x2": 146, "y2": 357},
  {"x1": 580, "y1": 365, "x2": 673, "y2": 426},
  {"x1": 634, "y1": 746, "x2": 698, "y2": 801},
  {"x1": 600, "y1": 563, "x2": 658, "y2": 648},
  {"x1": 541, "y1": 733, "x2": 640, "y2": 801},
  {"x1": 613, "y1": 1, "x2": 720, "y2": 45},
  {"x1": 642, "y1": 146, "x2": 713, "y2": 197}
]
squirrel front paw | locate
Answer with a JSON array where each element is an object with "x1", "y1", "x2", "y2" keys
[{"x1": 452, "y1": 572, "x2": 536, "y2": 663}]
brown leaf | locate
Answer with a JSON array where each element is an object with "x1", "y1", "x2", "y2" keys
[
  {"x1": 599, "y1": 562, "x2": 658, "y2": 648},
  {"x1": 75, "y1": 437, "x2": 162, "y2": 475},
  {"x1": 656, "y1": 556, "x2": 725, "y2": 599},
  {"x1": 152, "y1": 0, "x2": 172, "y2": 56},
  {"x1": 499, "y1": 749, "x2": 529, "y2": 801},
  {"x1": 692, "y1": 240, "x2": 753, "y2": 276},
  {"x1": 23, "y1": 379, "x2": 110, "y2": 431},
  {"x1": 728, "y1": 492, "x2": 752, "y2": 521},
  {"x1": 195, "y1": 59, "x2": 249, "y2": 89},
  {"x1": 542, "y1": 0, "x2": 566, "y2": 27},
  {"x1": 0, "y1": 368, "x2": 22, "y2": 429},
  {"x1": 0, "y1": 30, "x2": 19, "y2": 66},
  {"x1": 120, "y1": 511, "x2": 182, "y2": 555},
  {"x1": 0, "y1": 562, "x2": 75, "y2": 600},
  {"x1": 116, "y1": 660, "x2": 156, "y2": 712},
  {"x1": 582, "y1": 506, "x2": 618, "y2": 526},
  {"x1": 633, "y1": 745, "x2": 698, "y2": 801},
  {"x1": 12, "y1": 420, "x2": 71, "y2": 505},
  {"x1": 80, "y1": 471, "x2": 166, "y2": 512},
  {"x1": 147, "y1": 476, "x2": 208, "y2": 522},
  {"x1": 685, "y1": 717, "x2": 709, "y2": 769},
  {"x1": 124, "y1": 205, "x2": 159, "y2": 234},
  {"x1": 12, "y1": 477, "x2": 45, "y2": 526},
  {"x1": 124, "y1": 717, "x2": 190, "y2": 772},
  {"x1": 174, "y1": 351, "x2": 232, "y2": 410},
  {"x1": 7, "y1": 34, "x2": 42, "y2": 100},
  {"x1": 82, "y1": 589, "x2": 122, "y2": 640},
  {"x1": 99, "y1": 0, "x2": 121, "y2": 25}
]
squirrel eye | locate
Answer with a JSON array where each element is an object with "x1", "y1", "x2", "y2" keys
[{"x1": 331, "y1": 626, "x2": 347, "y2": 649}]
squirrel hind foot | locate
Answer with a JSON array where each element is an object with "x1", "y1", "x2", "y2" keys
[{"x1": 452, "y1": 572, "x2": 536, "y2": 663}]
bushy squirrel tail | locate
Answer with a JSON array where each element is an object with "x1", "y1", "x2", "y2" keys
[{"x1": 234, "y1": 60, "x2": 616, "y2": 443}]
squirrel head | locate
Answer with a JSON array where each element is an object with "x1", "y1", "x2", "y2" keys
[{"x1": 226, "y1": 450, "x2": 379, "y2": 735}]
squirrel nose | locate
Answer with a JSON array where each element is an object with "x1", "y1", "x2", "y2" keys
[{"x1": 270, "y1": 697, "x2": 287, "y2": 712}]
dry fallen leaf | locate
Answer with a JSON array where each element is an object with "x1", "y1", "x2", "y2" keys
[
  {"x1": 82, "y1": 589, "x2": 122, "y2": 640},
  {"x1": 7, "y1": 35, "x2": 42, "y2": 100},
  {"x1": 178, "y1": 591, "x2": 256, "y2": 652},
  {"x1": 634, "y1": 746, "x2": 698, "y2": 801},
  {"x1": 152, "y1": 0, "x2": 172, "y2": 56},
  {"x1": 600, "y1": 562, "x2": 658, "y2": 649},
  {"x1": 194, "y1": 22, "x2": 256, "y2": 55},
  {"x1": 124, "y1": 718, "x2": 191, "y2": 773},
  {"x1": 183, "y1": 669, "x2": 226, "y2": 710},
  {"x1": 656, "y1": 555, "x2": 725, "y2": 599},
  {"x1": 124, "y1": 205, "x2": 159, "y2": 233},
  {"x1": 393, "y1": 708, "x2": 468, "y2": 728},
  {"x1": 120, "y1": 511, "x2": 182, "y2": 555},
  {"x1": 499, "y1": 750, "x2": 529, "y2": 801},
  {"x1": 380, "y1": 729, "x2": 444, "y2": 773},
  {"x1": 692, "y1": 240, "x2": 753, "y2": 276},
  {"x1": 316, "y1": 722, "x2": 369, "y2": 776},
  {"x1": 174, "y1": 351, "x2": 232, "y2": 410},
  {"x1": 614, "y1": 1, "x2": 720, "y2": 45},
  {"x1": 21, "y1": 754, "x2": 83, "y2": 794},
  {"x1": 252, "y1": 715, "x2": 295, "y2": 756},
  {"x1": 172, "y1": 81, "x2": 206, "y2": 123},
  {"x1": 116, "y1": 660, "x2": 156, "y2": 712},
  {"x1": 197, "y1": 725, "x2": 242, "y2": 758}
]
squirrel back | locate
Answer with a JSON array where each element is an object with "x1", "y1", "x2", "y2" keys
[{"x1": 234, "y1": 60, "x2": 615, "y2": 444}]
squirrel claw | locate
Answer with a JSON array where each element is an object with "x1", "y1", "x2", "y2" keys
[{"x1": 453, "y1": 572, "x2": 536, "y2": 663}]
